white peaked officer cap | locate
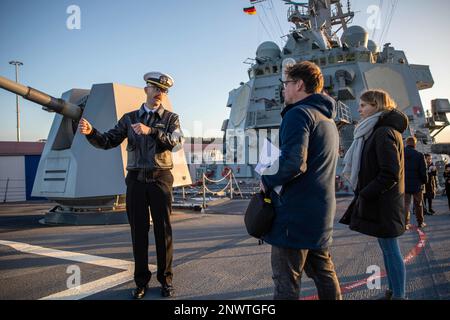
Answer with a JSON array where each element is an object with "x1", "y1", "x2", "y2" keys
[{"x1": 143, "y1": 72, "x2": 174, "y2": 90}]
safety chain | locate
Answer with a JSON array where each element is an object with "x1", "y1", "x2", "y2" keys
[
  {"x1": 203, "y1": 171, "x2": 232, "y2": 184},
  {"x1": 204, "y1": 180, "x2": 231, "y2": 195},
  {"x1": 201, "y1": 169, "x2": 243, "y2": 209}
]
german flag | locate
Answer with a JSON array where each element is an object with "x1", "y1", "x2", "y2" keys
[{"x1": 243, "y1": 6, "x2": 257, "y2": 15}]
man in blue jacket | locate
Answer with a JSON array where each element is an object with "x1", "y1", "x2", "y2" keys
[
  {"x1": 404, "y1": 136, "x2": 427, "y2": 229},
  {"x1": 260, "y1": 61, "x2": 341, "y2": 300}
]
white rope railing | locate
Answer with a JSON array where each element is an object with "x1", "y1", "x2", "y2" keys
[
  {"x1": 204, "y1": 180, "x2": 231, "y2": 195},
  {"x1": 201, "y1": 169, "x2": 243, "y2": 209},
  {"x1": 203, "y1": 171, "x2": 232, "y2": 184}
]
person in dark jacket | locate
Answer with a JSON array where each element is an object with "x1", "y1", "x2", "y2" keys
[
  {"x1": 445, "y1": 164, "x2": 450, "y2": 211},
  {"x1": 341, "y1": 89, "x2": 408, "y2": 300},
  {"x1": 260, "y1": 61, "x2": 341, "y2": 300},
  {"x1": 79, "y1": 72, "x2": 183, "y2": 299},
  {"x1": 404, "y1": 137, "x2": 427, "y2": 228},
  {"x1": 423, "y1": 154, "x2": 438, "y2": 214}
]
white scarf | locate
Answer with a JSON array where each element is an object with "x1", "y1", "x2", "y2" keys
[{"x1": 343, "y1": 112, "x2": 383, "y2": 191}]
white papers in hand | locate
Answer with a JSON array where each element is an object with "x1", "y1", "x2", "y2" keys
[{"x1": 255, "y1": 139, "x2": 282, "y2": 195}]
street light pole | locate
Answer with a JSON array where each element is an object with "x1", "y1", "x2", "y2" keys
[{"x1": 9, "y1": 60, "x2": 23, "y2": 142}]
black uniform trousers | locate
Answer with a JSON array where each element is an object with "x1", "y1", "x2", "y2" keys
[
  {"x1": 125, "y1": 169, "x2": 174, "y2": 288},
  {"x1": 446, "y1": 183, "x2": 450, "y2": 210}
]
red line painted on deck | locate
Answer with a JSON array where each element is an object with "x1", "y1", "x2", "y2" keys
[{"x1": 300, "y1": 226, "x2": 427, "y2": 300}]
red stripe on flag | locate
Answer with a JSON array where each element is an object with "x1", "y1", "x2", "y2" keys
[{"x1": 243, "y1": 6, "x2": 257, "y2": 15}]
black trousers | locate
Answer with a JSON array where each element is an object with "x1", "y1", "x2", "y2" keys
[
  {"x1": 446, "y1": 184, "x2": 450, "y2": 210},
  {"x1": 125, "y1": 170, "x2": 174, "y2": 288},
  {"x1": 424, "y1": 197, "x2": 433, "y2": 211}
]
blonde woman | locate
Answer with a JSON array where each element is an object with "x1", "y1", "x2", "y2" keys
[{"x1": 340, "y1": 90, "x2": 408, "y2": 300}]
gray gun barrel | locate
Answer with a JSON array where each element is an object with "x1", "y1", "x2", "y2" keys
[{"x1": 0, "y1": 75, "x2": 82, "y2": 120}]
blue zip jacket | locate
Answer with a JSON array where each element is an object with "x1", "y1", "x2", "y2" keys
[
  {"x1": 262, "y1": 94, "x2": 339, "y2": 249},
  {"x1": 404, "y1": 145, "x2": 427, "y2": 194}
]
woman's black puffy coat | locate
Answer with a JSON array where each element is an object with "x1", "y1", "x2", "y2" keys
[{"x1": 342, "y1": 109, "x2": 409, "y2": 238}]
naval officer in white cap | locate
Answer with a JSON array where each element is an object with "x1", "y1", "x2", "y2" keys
[{"x1": 79, "y1": 71, "x2": 182, "y2": 299}]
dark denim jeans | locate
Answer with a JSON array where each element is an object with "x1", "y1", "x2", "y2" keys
[
  {"x1": 271, "y1": 245, "x2": 342, "y2": 300},
  {"x1": 377, "y1": 237, "x2": 406, "y2": 299}
]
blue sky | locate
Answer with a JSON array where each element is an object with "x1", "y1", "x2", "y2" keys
[{"x1": 0, "y1": 0, "x2": 449, "y2": 143}]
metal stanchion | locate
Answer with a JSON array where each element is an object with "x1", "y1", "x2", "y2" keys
[
  {"x1": 3, "y1": 178, "x2": 9, "y2": 203},
  {"x1": 202, "y1": 174, "x2": 206, "y2": 211},
  {"x1": 230, "y1": 176, "x2": 233, "y2": 199},
  {"x1": 230, "y1": 172, "x2": 244, "y2": 199}
]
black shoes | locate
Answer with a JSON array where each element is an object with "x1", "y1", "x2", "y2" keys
[
  {"x1": 376, "y1": 289, "x2": 393, "y2": 300},
  {"x1": 132, "y1": 285, "x2": 148, "y2": 299},
  {"x1": 161, "y1": 284, "x2": 175, "y2": 297},
  {"x1": 376, "y1": 290, "x2": 407, "y2": 300},
  {"x1": 132, "y1": 280, "x2": 174, "y2": 299}
]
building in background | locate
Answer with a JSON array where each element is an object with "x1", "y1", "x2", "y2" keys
[
  {"x1": 0, "y1": 138, "x2": 223, "y2": 203},
  {"x1": 0, "y1": 141, "x2": 45, "y2": 202}
]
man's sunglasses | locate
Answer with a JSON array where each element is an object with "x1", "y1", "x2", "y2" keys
[{"x1": 147, "y1": 84, "x2": 169, "y2": 94}]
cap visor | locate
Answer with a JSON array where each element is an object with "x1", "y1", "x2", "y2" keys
[{"x1": 146, "y1": 80, "x2": 170, "y2": 89}]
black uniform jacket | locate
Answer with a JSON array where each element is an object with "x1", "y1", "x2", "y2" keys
[{"x1": 87, "y1": 104, "x2": 183, "y2": 171}]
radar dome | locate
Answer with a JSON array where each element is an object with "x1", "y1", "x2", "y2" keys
[
  {"x1": 367, "y1": 40, "x2": 379, "y2": 54},
  {"x1": 341, "y1": 26, "x2": 369, "y2": 48},
  {"x1": 256, "y1": 41, "x2": 281, "y2": 60}
]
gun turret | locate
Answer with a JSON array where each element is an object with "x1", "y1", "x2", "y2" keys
[{"x1": 0, "y1": 75, "x2": 82, "y2": 120}]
